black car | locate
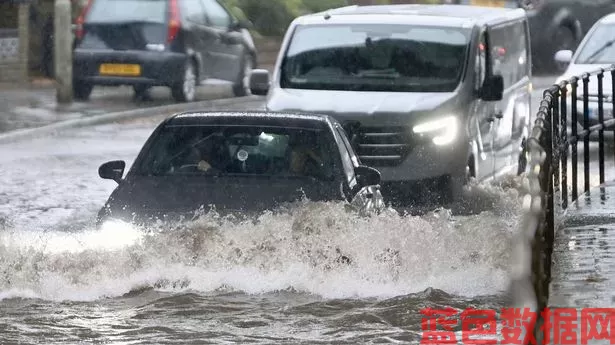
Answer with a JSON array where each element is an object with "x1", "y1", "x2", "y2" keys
[
  {"x1": 95, "y1": 111, "x2": 385, "y2": 227},
  {"x1": 72, "y1": 0, "x2": 257, "y2": 102}
]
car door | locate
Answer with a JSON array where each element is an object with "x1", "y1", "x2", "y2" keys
[
  {"x1": 179, "y1": 0, "x2": 213, "y2": 80},
  {"x1": 488, "y1": 19, "x2": 532, "y2": 176},
  {"x1": 200, "y1": 0, "x2": 243, "y2": 81},
  {"x1": 470, "y1": 28, "x2": 497, "y2": 181}
]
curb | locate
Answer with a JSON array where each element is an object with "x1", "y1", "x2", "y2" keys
[{"x1": 0, "y1": 95, "x2": 264, "y2": 145}]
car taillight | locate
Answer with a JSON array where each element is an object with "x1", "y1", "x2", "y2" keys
[
  {"x1": 75, "y1": 0, "x2": 93, "y2": 40},
  {"x1": 167, "y1": 0, "x2": 180, "y2": 43}
]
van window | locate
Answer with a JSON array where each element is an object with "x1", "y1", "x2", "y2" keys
[
  {"x1": 280, "y1": 24, "x2": 472, "y2": 92},
  {"x1": 474, "y1": 31, "x2": 487, "y2": 91},
  {"x1": 488, "y1": 20, "x2": 530, "y2": 88}
]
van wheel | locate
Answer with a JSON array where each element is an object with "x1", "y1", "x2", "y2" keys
[{"x1": 171, "y1": 60, "x2": 196, "y2": 102}]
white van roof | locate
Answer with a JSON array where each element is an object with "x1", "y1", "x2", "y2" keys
[{"x1": 295, "y1": 4, "x2": 526, "y2": 28}]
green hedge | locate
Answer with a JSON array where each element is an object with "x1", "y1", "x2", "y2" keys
[{"x1": 221, "y1": 0, "x2": 348, "y2": 37}]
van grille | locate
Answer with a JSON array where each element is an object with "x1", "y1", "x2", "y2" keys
[{"x1": 350, "y1": 125, "x2": 411, "y2": 167}]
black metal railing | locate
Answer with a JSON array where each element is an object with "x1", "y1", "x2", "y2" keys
[{"x1": 511, "y1": 64, "x2": 615, "y2": 344}]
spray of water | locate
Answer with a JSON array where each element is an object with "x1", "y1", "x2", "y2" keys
[{"x1": 0, "y1": 175, "x2": 526, "y2": 302}]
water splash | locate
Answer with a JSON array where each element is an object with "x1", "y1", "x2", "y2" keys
[{"x1": 0, "y1": 175, "x2": 525, "y2": 302}]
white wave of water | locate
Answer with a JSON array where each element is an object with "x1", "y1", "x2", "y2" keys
[{"x1": 0, "y1": 175, "x2": 526, "y2": 303}]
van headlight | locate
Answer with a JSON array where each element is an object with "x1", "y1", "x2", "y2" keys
[{"x1": 412, "y1": 115, "x2": 458, "y2": 146}]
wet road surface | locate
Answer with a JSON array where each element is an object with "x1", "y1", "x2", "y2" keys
[{"x1": 0, "y1": 75, "x2": 571, "y2": 344}]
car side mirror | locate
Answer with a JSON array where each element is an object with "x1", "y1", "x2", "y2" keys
[
  {"x1": 249, "y1": 69, "x2": 271, "y2": 96},
  {"x1": 480, "y1": 74, "x2": 504, "y2": 101},
  {"x1": 99, "y1": 160, "x2": 125, "y2": 184},
  {"x1": 554, "y1": 49, "x2": 573, "y2": 65},
  {"x1": 354, "y1": 165, "x2": 381, "y2": 187}
]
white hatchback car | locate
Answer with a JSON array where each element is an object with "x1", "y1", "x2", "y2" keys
[{"x1": 554, "y1": 13, "x2": 615, "y2": 141}]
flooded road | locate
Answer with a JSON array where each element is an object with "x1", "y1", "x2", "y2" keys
[{"x1": 0, "y1": 115, "x2": 525, "y2": 343}]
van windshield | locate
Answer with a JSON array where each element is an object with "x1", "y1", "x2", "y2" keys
[{"x1": 280, "y1": 24, "x2": 472, "y2": 92}]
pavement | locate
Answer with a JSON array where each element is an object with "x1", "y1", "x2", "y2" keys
[
  {"x1": 0, "y1": 79, "x2": 239, "y2": 134},
  {"x1": 540, "y1": 182, "x2": 615, "y2": 345}
]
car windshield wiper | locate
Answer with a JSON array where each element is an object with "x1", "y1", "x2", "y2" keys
[{"x1": 584, "y1": 38, "x2": 615, "y2": 63}]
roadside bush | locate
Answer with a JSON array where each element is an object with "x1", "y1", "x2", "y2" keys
[{"x1": 221, "y1": 0, "x2": 348, "y2": 37}]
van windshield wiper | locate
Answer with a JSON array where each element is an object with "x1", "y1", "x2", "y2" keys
[{"x1": 584, "y1": 38, "x2": 615, "y2": 63}]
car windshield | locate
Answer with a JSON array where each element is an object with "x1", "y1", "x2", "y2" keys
[
  {"x1": 280, "y1": 23, "x2": 471, "y2": 92},
  {"x1": 137, "y1": 124, "x2": 339, "y2": 180},
  {"x1": 86, "y1": 0, "x2": 168, "y2": 24},
  {"x1": 574, "y1": 23, "x2": 615, "y2": 64}
]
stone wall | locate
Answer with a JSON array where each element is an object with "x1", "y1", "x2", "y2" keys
[{"x1": 0, "y1": 4, "x2": 28, "y2": 84}]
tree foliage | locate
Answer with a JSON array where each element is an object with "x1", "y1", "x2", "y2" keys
[{"x1": 221, "y1": 0, "x2": 348, "y2": 37}]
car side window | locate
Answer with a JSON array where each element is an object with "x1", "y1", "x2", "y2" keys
[
  {"x1": 180, "y1": 0, "x2": 206, "y2": 25},
  {"x1": 201, "y1": 0, "x2": 231, "y2": 29},
  {"x1": 488, "y1": 20, "x2": 528, "y2": 89}
]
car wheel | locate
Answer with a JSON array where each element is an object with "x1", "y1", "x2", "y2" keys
[
  {"x1": 73, "y1": 81, "x2": 93, "y2": 101},
  {"x1": 233, "y1": 54, "x2": 253, "y2": 97},
  {"x1": 171, "y1": 60, "x2": 196, "y2": 102},
  {"x1": 553, "y1": 26, "x2": 576, "y2": 73}
]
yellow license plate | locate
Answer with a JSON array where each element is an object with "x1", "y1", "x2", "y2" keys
[
  {"x1": 99, "y1": 63, "x2": 141, "y2": 76},
  {"x1": 470, "y1": 0, "x2": 506, "y2": 7}
]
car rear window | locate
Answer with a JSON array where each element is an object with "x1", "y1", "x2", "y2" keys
[
  {"x1": 86, "y1": 0, "x2": 168, "y2": 23},
  {"x1": 137, "y1": 124, "x2": 340, "y2": 180}
]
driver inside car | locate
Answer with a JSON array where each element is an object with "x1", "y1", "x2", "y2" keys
[{"x1": 289, "y1": 141, "x2": 323, "y2": 177}]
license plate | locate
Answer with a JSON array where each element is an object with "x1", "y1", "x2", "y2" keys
[
  {"x1": 99, "y1": 63, "x2": 141, "y2": 76},
  {"x1": 470, "y1": 0, "x2": 506, "y2": 7}
]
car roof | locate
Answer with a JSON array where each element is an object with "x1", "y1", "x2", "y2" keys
[
  {"x1": 598, "y1": 12, "x2": 615, "y2": 24},
  {"x1": 294, "y1": 4, "x2": 525, "y2": 28},
  {"x1": 165, "y1": 111, "x2": 338, "y2": 129}
]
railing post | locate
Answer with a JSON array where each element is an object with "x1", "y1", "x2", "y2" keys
[
  {"x1": 612, "y1": 69, "x2": 615, "y2": 165},
  {"x1": 560, "y1": 82, "x2": 568, "y2": 209},
  {"x1": 551, "y1": 88, "x2": 561, "y2": 200},
  {"x1": 582, "y1": 73, "x2": 590, "y2": 195},
  {"x1": 571, "y1": 77, "x2": 578, "y2": 202},
  {"x1": 598, "y1": 69, "x2": 605, "y2": 186}
]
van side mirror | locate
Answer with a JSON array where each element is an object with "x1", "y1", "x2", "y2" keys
[
  {"x1": 554, "y1": 49, "x2": 573, "y2": 65},
  {"x1": 354, "y1": 165, "x2": 381, "y2": 187},
  {"x1": 249, "y1": 69, "x2": 270, "y2": 96},
  {"x1": 99, "y1": 160, "x2": 125, "y2": 184},
  {"x1": 481, "y1": 74, "x2": 504, "y2": 101}
]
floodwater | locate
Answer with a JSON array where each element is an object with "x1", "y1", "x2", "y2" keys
[{"x1": 0, "y1": 122, "x2": 526, "y2": 344}]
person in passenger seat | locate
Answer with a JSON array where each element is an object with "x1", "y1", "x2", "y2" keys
[{"x1": 288, "y1": 141, "x2": 323, "y2": 176}]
